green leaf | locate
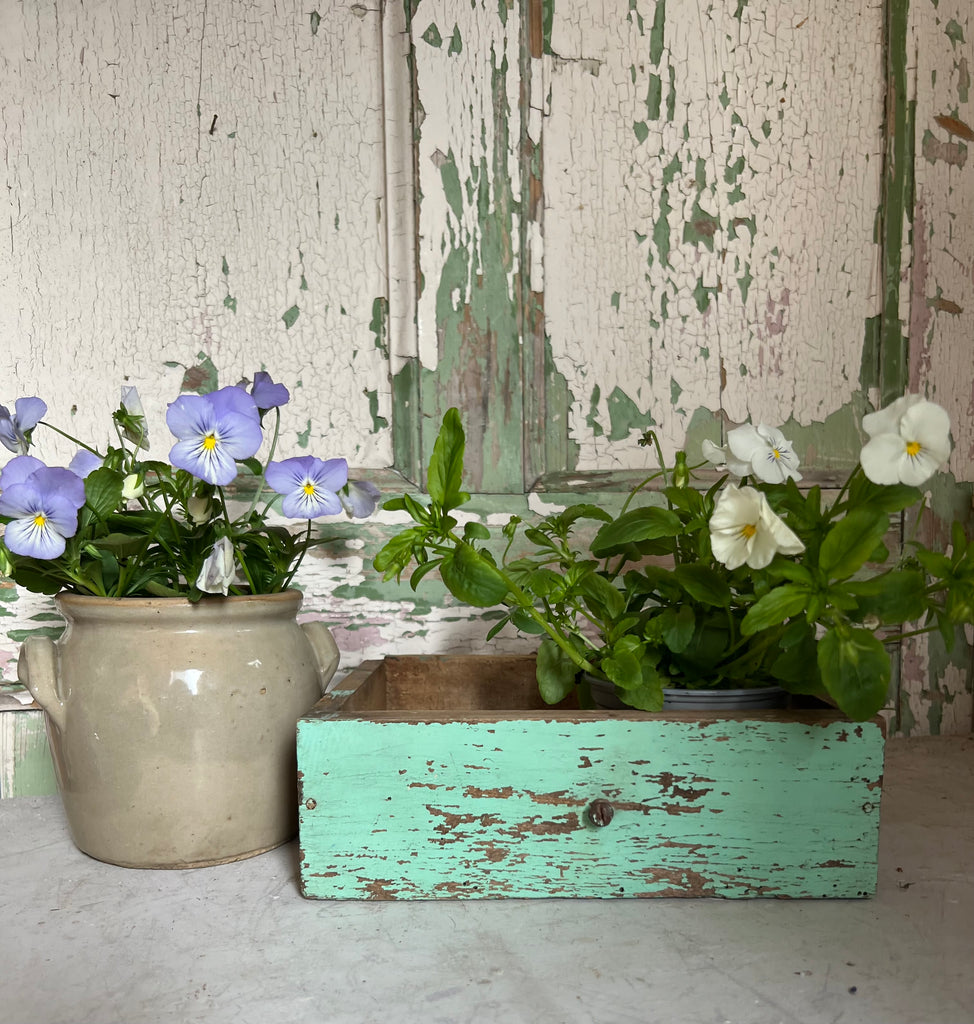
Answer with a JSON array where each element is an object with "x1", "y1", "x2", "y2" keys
[
  {"x1": 463, "y1": 521, "x2": 491, "y2": 541},
  {"x1": 409, "y1": 558, "x2": 443, "y2": 590},
  {"x1": 509, "y1": 608, "x2": 546, "y2": 634},
  {"x1": 536, "y1": 638, "x2": 578, "y2": 703},
  {"x1": 741, "y1": 584, "x2": 810, "y2": 636},
  {"x1": 590, "y1": 506, "x2": 683, "y2": 556},
  {"x1": 551, "y1": 504, "x2": 614, "y2": 529},
  {"x1": 914, "y1": 548, "x2": 952, "y2": 579},
  {"x1": 427, "y1": 408, "x2": 469, "y2": 511},
  {"x1": 770, "y1": 629, "x2": 823, "y2": 690},
  {"x1": 602, "y1": 636, "x2": 644, "y2": 690},
  {"x1": 619, "y1": 675, "x2": 665, "y2": 712},
  {"x1": 817, "y1": 626, "x2": 890, "y2": 720},
  {"x1": 522, "y1": 568, "x2": 564, "y2": 599},
  {"x1": 90, "y1": 533, "x2": 149, "y2": 557},
  {"x1": 577, "y1": 571, "x2": 626, "y2": 621},
  {"x1": 844, "y1": 570, "x2": 928, "y2": 624},
  {"x1": 373, "y1": 528, "x2": 427, "y2": 579},
  {"x1": 83, "y1": 467, "x2": 125, "y2": 521},
  {"x1": 660, "y1": 604, "x2": 695, "y2": 652},
  {"x1": 818, "y1": 508, "x2": 891, "y2": 580},
  {"x1": 672, "y1": 563, "x2": 731, "y2": 607},
  {"x1": 439, "y1": 542, "x2": 509, "y2": 607}
]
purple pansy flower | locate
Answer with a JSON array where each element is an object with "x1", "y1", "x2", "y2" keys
[
  {"x1": 166, "y1": 387, "x2": 263, "y2": 486},
  {"x1": 265, "y1": 456, "x2": 348, "y2": 519},
  {"x1": 0, "y1": 459, "x2": 87, "y2": 559},
  {"x1": 340, "y1": 479, "x2": 381, "y2": 519},
  {"x1": 0, "y1": 397, "x2": 48, "y2": 455},
  {"x1": 68, "y1": 450, "x2": 103, "y2": 478},
  {"x1": 249, "y1": 371, "x2": 290, "y2": 412}
]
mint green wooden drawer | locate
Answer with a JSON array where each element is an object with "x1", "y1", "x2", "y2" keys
[{"x1": 297, "y1": 656, "x2": 884, "y2": 900}]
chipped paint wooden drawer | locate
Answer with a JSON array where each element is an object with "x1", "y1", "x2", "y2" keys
[{"x1": 297, "y1": 655, "x2": 884, "y2": 900}]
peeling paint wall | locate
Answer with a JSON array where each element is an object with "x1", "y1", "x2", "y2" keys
[
  {"x1": 0, "y1": 1, "x2": 392, "y2": 469},
  {"x1": 542, "y1": 1, "x2": 886, "y2": 469}
]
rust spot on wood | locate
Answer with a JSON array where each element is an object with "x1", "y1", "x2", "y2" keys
[
  {"x1": 527, "y1": 789, "x2": 586, "y2": 806},
  {"x1": 635, "y1": 866, "x2": 720, "y2": 898},
  {"x1": 931, "y1": 296, "x2": 963, "y2": 315},
  {"x1": 502, "y1": 812, "x2": 581, "y2": 837},
  {"x1": 364, "y1": 879, "x2": 400, "y2": 900},
  {"x1": 462, "y1": 785, "x2": 514, "y2": 799},
  {"x1": 426, "y1": 804, "x2": 503, "y2": 840},
  {"x1": 934, "y1": 114, "x2": 974, "y2": 141}
]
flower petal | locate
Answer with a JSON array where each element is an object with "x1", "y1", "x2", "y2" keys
[
  {"x1": 250, "y1": 372, "x2": 290, "y2": 411},
  {"x1": 0, "y1": 455, "x2": 47, "y2": 489},
  {"x1": 4, "y1": 517, "x2": 68, "y2": 559},
  {"x1": 209, "y1": 385, "x2": 260, "y2": 423},
  {"x1": 861, "y1": 393, "x2": 920, "y2": 439},
  {"x1": 860, "y1": 434, "x2": 908, "y2": 485},
  {"x1": 265, "y1": 457, "x2": 315, "y2": 495},
  {"x1": 340, "y1": 479, "x2": 381, "y2": 518},
  {"x1": 13, "y1": 397, "x2": 47, "y2": 432}
]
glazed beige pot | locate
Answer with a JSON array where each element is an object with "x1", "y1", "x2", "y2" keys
[{"x1": 18, "y1": 590, "x2": 339, "y2": 869}]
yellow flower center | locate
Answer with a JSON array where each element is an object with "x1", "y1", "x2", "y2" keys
[
  {"x1": 303, "y1": 482, "x2": 317, "y2": 496},
  {"x1": 771, "y1": 447, "x2": 782, "y2": 460},
  {"x1": 905, "y1": 440, "x2": 922, "y2": 458},
  {"x1": 740, "y1": 522, "x2": 757, "y2": 539},
  {"x1": 33, "y1": 513, "x2": 47, "y2": 529},
  {"x1": 202, "y1": 433, "x2": 218, "y2": 451}
]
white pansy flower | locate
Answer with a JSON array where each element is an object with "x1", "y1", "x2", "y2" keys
[
  {"x1": 195, "y1": 536, "x2": 237, "y2": 595},
  {"x1": 860, "y1": 397, "x2": 951, "y2": 486},
  {"x1": 727, "y1": 423, "x2": 802, "y2": 484},
  {"x1": 701, "y1": 439, "x2": 751, "y2": 477},
  {"x1": 709, "y1": 484, "x2": 805, "y2": 571}
]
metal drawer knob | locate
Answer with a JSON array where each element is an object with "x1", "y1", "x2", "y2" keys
[{"x1": 587, "y1": 798, "x2": 615, "y2": 827}]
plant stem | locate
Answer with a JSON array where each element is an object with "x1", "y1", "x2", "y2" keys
[
  {"x1": 279, "y1": 520, "x2": 313, "y2": 592},
  {"x1": 39, "y1": 421, "x2": 103, "y2": 458}
]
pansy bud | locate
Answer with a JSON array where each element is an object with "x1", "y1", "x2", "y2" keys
[
  {"x1": 186, "y1": 495, "x2": 212, "y2": 524},
  {"x1": 196, "y1": 536, "x2": 236, "y2": 596},
  {"x1": 121, "y1": 474, "x2": 144, "y2": 500}
]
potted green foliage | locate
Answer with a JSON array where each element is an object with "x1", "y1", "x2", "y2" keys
[
  {"x1": 0, "y1": 373, "x2": 378, "y2": 867},
  {"x1": 375, "y1": 396, "x2": 974, "y2": 721}
]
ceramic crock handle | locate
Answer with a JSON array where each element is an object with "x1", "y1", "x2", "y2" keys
[
  {"x1": 300, "y1": 621, "x2": 340, "y2": 693},
  {"x1": 17, "y1": 636, "x2": 67, "y2": 731}
]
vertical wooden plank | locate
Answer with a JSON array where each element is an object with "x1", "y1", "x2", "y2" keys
[
  {"x1": 0, "y1": 708, "x2": 57, "y2": 798},
  {"x1": 407, "y1": 1, "x2": 526, "y2": 492},
  {"x1": 896, "y1": 0, "x2": 974, "y2": 735}
]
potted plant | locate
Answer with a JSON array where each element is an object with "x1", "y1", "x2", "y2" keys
[
  {"x1": 0, "y1": 373, "x2": 378, "y2": 868},
  {"x1": 374, "y1": 396, "x2": 974, "y2": 722}
]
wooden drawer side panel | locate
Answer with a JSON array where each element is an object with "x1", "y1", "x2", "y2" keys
[{"x1": 297, "y1": 717, "x2": 884, "y2": 900}]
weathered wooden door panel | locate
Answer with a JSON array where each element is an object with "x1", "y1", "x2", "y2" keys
[
  {"x1": 0, "y1": 1, "x2": 392, "y2": 469},
  {"x1": 541, "y1": 1, "x2": 886, "y2": 472}
]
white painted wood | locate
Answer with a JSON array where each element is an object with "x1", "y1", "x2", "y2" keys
[
  {"x1": 542, "y1": 0, "x2": 886, "y2": 468},
  {"x1": 0, "y1": 0, "x2": 392, "y2": 469},
  {"x1": 908, "y1": 0, "x2": 974, "y2": 479}
]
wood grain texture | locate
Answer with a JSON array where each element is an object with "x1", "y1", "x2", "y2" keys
[{"x1": 298, "y1": 656, "x2": 884, "y2": 900}]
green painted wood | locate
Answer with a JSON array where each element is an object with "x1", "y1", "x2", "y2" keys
[
  {"x1": 297, "y1": 657, "x2": 884, "y2": 900},
  {"x1": 0, "y1": 708, "x2": 57, "y2": 798}
]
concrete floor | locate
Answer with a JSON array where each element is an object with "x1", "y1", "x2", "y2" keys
[{"x1": 2, "y1": 736, "x2": 972, "y2": 1024}]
